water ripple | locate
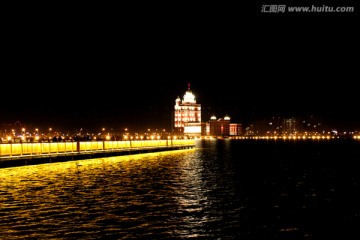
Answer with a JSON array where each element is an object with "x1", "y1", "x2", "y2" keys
[{"x1": 1, "y1": 140, "x2": 360, "y2": 239}]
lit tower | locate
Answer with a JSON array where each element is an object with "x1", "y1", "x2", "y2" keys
[{"x1": 174, "y1": 83, "x2": 201, "y2": 136}]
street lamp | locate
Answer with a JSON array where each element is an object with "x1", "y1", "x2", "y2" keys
[{"x1": 35, "y1": 128, "x2": 39, "y2": 142}]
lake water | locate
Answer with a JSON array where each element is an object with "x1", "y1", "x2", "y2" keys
[{"x1": 1, "y1": 139, "x2": 359, "y2": 239}]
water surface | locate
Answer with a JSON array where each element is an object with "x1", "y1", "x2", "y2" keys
[{"x1": 1, "y1": 139, "x2": 359, "y2": 239}]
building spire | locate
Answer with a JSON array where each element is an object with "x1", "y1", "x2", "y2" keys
[{"x1": 188, "y1": 82, "x2": 190, "y2": 90}]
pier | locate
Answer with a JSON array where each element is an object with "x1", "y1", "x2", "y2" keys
[{"x1": 0, "y1": 139, "x2": 195, "y2": 168}]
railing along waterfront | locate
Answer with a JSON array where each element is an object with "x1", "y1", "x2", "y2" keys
[{"x1": 0, "y1": 139, "x2": 195, "y2": 157}]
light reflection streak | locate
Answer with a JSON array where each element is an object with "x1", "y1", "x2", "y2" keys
[
  {"x1": 0, "y1": 148, "x2": 197, "y2": 239},
  {"x1": 170, "y1": 151, "x2": 210, "y2": 237}
]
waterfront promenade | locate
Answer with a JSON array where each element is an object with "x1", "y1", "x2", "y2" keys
[{"x1": 0, "y1": 139, "x2": 195, "y2": 168}]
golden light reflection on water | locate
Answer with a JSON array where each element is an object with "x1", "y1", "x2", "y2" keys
[
  {"x1": 2, "y1": 139, "x2": 358, "y2": 239},
  {"x1": 172, "y1": 150, "x2": 209, "y2": 234},
  {"x1": 0, "y1": 148, "x2": 196, "y2": 182},
  {"x1": 0, "y1": 148, "x2": 199, "y2": 239}
]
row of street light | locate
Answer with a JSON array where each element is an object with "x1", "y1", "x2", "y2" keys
[{"x1": 0, "y1": 126, "x2": 192, "y2": 143}]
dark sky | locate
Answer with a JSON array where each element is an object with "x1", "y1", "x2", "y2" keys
[{"x1": 2, "y1": 2, "x2": 359, "y2": 132}]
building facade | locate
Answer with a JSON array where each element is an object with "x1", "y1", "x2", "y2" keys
[
  {"x1": 174, "y1": 84, "x2": 201, "y2": 136},
  {"x1": 230, "y1": 123, "x2": 242, "y2": 136},
  {"x1": 209, "y1": 115, "x2": 231, "y2": 136}
]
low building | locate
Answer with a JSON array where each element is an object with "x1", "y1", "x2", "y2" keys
[
  {"x1": 209, "y1": 115, "x2": 231, "y2": 136},
  {"x1": 184, "y1": 122, "x2": 202, "y2": 137},
  {"x1": 230, "y1": 123, "x2": 242, "y2": 136}
]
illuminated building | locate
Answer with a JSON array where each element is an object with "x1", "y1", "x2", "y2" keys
[
  {"x1": 230, "y1": 123, "x2": 242, "y2": 136},
  {"x1": 206, "y1": 115, "x2": 243, "y2": 137},
  {"x1": 283, "y1": 117, "x2": 301, "y2": 135},
  {"x1": 202, "y1": 122, "x2": 210, "y2": 136},
  {"x1": 209, "y1": 115, "x2": 231, "y2": 136},
  {"x1": 174, "y1": 84, "x2": 201, "y2": 136}
]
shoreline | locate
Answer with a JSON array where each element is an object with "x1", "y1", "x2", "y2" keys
[{"x1": 0, "y1": 145, "x2": 195, "y2": 168}]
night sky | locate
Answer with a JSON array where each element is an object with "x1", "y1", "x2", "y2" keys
[{"x1": 2, "y1": 3, "x2": 359, "y2": 132}]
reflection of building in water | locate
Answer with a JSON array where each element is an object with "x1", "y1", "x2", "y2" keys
[{"x1": 174, "y1": 84, "x2": 201, "y2": 136}]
